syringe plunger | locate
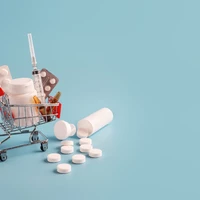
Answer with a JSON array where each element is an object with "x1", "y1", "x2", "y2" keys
[{"x1": 28, "y1": 33, "x2": 37, "y2": 68}]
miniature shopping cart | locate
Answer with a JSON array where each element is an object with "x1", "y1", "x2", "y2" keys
[{"x1": 0, "y1": 90, "x2": 61, "y2": 162}]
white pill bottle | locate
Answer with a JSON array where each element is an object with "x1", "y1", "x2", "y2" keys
[
  {"x1": 2, "y1": 78, "x2": 40, "y2": 127},
  {"x1": 77, "y1": 108, "x2": 113, "y2": 138}
]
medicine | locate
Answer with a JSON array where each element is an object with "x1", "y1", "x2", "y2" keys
[
  {"x1": 77, "y1": 108, "x2": 113, "y2": 138},
  {"x1": 89, "y1": 149, "x2": 102, "y2": 158},
  {"x1": 5, "y1": 78, "x2": 39, "y2": 127},
  {"x1": 41, "y1": 71, "x2": 46, "y2": 77},
  {"x1": 79, "y1": 138, "x2": 92, "y2": 145},
  {"x1": 45, "y1": 85, "x2": 51, "y2": 91},
  {"x1": 50, "y1": 78, "x2": 56, "y2": 84},
  {"x1": 54, "y1": 120, "x2": 76, "y2": 140},
  {"x1": 72, "y1": 154, "x2": 86, "y2": 164},
  {"x1": 47, "y1": 153, "x2": 61, "y2": 162},
  {"x1": 80, "y1": 144, "x2": 93, "y2": 153},
  {"x1": 61, "y1": 146, "x2": 74, "y2": 154},
  {"x1": 57, "y1": 164, "x2": 71, "y2": 174},
  {"x1": 40, "y1": 68, "x2": 59, "y2": 98},
  {"x1": 61, "y1": 140, "x2": 74, "y2": 146}
]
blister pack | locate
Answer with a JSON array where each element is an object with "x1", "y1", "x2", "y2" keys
[{"x1": 40, "y1": 68, "x2": 59, "y2": 98}]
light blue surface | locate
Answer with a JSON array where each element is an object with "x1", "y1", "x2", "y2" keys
[{"x1": 0, "y1": 0, "x2": 200, "y2": 199}]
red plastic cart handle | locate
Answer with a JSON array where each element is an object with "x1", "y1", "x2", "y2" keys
[
  {"x1": 0, "y1": 88, "x2": 5, "y2": 96},
  {"x1": 53, "y1": 102, "x2": 62, "y2": 118}
]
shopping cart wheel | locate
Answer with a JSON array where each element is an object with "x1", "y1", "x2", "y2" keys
[
  {"x1": 32, "y1": 135, "x2": 39, "y2": 142},
  {"x1": 41, "y1": 142, "x2": 48, "y2": 152},
  {"x1": 31, "y1": 131, "x2": 39, "y2": 142},
  {"x1": 0, "y1": 152, "x2": 7, "y2": 162}
]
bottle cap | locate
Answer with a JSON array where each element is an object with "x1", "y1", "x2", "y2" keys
[
  {"x1": 54, "y1": 120, "x2": 76, "y2": 140},
  {"x1": 3, "y1": 78, "x2": 35, "y2": 95}
]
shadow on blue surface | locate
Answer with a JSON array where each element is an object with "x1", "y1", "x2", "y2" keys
[{"x1": 47, "y1": 135, "x2": 58, "y2": 142}]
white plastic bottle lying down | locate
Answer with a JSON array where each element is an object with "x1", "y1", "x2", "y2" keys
[{"x1": 77, "y1": 108, "x2": 113, "y2": 138}]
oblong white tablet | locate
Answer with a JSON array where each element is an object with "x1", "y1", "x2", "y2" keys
[
  {"x1": 47, "y1": 153, "x2": 61, "y2": 162},
  {"x1": 72, "y1": 154, "x2": 86, "y2": 164},
  {"x1": 61, "y1": 146, "x2": 74, "y2": 154},
  {"x1": 79, "y1": 138, "x2": 92, "y2": 145},
  {"x1": 57, "y1": 164, "x2": 71, "y2": 174},
  {"x1": 61, "y1": 140, "x2": 74, "y2": 146},
  {"x1": 89, "y1": 149, "x2": 102, "y2": 158},
  {"x1": 80, "y1": 144, "x2": 93, "y2": 153}
]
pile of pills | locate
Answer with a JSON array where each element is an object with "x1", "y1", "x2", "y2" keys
[
  {"x1": 45, "y1": 108, "x2": 113, "y2": 174},
  {"x1": 47, "y1": 138, "x2": 102, "y2": 174}
]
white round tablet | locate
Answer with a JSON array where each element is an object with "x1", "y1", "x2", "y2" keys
[
  {"x1": 72, "y1": 154, "x2": 86, "y2": 164},
  {"x1": 50, "y1": 78, "x2": 56, "y2": 84},
  {"x1": 89, "y1": 149, "x2": 102, "y2": 158},
  {"x1": 61, "y1": 146, "x2": 74, "y2": 154},
  {"x1": 54, "y1": 120, "x2": 72, "y2": 140},
  {"x1": 79, "y1": 138, "x2": 92, "y2": 145},
  {"x1": 80, "y1": 144, "x2": 93, "y2": 153},
  {"x1": 61, "y1": 140, "x2": 74, "y2": 146},
  {"x1": 47, "y1": 153, "x2": 61, "y2": 163},
  {"x1": 41, "y1": 71, "x2": 46, "y2": 77},
  {"x1": 57, "y1": 164, "x2": 71, "y2": 174},
  {"x1": 45, "y1": 85, "x2": 51, "y2": 91}
]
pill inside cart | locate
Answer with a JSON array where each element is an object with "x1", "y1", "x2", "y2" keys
[
  {"x1": 50, "y1": 78, "x2": 56, "y2": 84},
  {"x1": 45, "y1": 85, "x2": 51, "y2": 91},
  {"x1": 41, "y1": 71, "x2": 46, "y2": 77}
]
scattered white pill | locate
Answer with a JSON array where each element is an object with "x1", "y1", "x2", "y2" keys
[
  {"x1": 80, "y1": 144, "x2": 93, "y2": 153},
  {"x1": 41, "y1": 71, "x2": 46, "y2": 77},
  {"x1": 79, "y1": 138, "x2": 92, "y2": 145},
  {"x1": 50, "y1": 78, "x2": 56, "y2": 84},
  {"x1": 45, "y1": 85, "x2": 51, "y2": 91},
  {"x1": 61, "y1": 146, "x2": 74, "y2": 154},
  {"x1": 61, "y1": 140, "x2": 74, "y2": 146},
  {"x1": 47, "y1": 153, "x2": 61, "y2": 163},
  {"x1": 89, "y1": 149, "x2": 102, "y2": 158},
  {"x1": 72, "y1": 154, "x2": 86, "y2": 164},
  {"x1": 57, "y1": 164, "x2": 71, "y2": 174}
]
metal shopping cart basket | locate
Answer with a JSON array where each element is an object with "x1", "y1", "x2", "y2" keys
[{"x1": 0, "y1": 91, "x2": 61, "y2": 162}]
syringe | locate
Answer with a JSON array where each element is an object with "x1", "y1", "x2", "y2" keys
[{"x1": 28, "y1": 33, "x2": 45, "y2": 103}]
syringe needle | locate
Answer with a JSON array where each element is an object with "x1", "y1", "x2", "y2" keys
[{"x1": 28, "y1": 33, "x2": 37, "y2": 68}]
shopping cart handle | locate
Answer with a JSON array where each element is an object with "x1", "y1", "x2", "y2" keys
[{"x1": 21, "y1": 130, "x2": 30, "y2": 133}]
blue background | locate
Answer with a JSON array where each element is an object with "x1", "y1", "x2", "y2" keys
[{"x1": 0, "y1": 0, "x2": 200, "y2": 199}]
